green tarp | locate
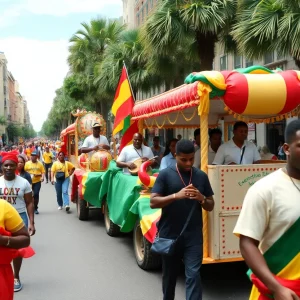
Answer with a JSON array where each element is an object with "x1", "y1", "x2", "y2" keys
[{"x1": 99, "y1": 161, "x2": 142, "y2": 227}]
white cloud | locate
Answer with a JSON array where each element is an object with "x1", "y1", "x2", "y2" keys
[{"x1": 0, "y1": 37, "x2": 69, "y2": 131}]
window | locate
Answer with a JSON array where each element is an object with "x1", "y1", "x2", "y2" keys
[
  {"x1": 234, "y1": 54, "x2": 243, "y2": 69},
  {"x1": 264, "y1": 52, "x2": 274, "y2": 64},
  {"x1": 245, "y1": 58, "x2": 253, "y2": 67},
  {"x1": 220, "y1": 55, "x2": 227, "y2": 71}
]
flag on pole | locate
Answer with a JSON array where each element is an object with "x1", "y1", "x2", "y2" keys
[{"x1": 112, "y1": 65, "x2": 139, "y2": 152}]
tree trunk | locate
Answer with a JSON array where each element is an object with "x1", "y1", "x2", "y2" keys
[
  {"x1": 293, "y1": 57, "x2": 300, "y2": 70},
  {"x1": 195, "y1": 31, "x2": 217, "y2": 71}
]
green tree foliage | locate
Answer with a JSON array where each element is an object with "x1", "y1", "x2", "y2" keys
[
  {"x1": 141, "y1": 0, "x2": 237, "y2": 70},
  {"x1": 232, "y1": 0, "x2": 300, "y2": 67},
  {"x1": 41, "y1": 77, "x2": 93, "y2": 138},
  {"x1": 7, "y1": 123, "x2": 22, "y2": 142}
]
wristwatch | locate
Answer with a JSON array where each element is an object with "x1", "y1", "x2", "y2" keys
[{"x1": 199, "y1": 196, "x2": 207, "y2": 205}]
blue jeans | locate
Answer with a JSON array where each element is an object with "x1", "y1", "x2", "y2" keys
[
  {"x1": 55, "y1": 177, "x2": 70, "y2": 207},
  {"x1": 32, "y1": 181, "x2": 41, "y2": 210},
  {"x1": 19, "y1": 212, "x2": 28, "y2": 228},
  {"x1": 161, "y1": 230, "x2": 203, "y2": 300}
]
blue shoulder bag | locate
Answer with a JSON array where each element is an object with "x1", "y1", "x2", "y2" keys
[{"x1": 151, "y1": 203, "x2": 197, "y2": 256}]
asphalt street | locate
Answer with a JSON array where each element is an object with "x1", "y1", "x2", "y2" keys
[{"x1": 15, "y1": 182, "x2": 251, "y2": 300}]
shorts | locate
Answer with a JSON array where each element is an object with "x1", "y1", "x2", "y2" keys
[{"x1": 19, "y1": 212, "x2": 29, "y2": 228}]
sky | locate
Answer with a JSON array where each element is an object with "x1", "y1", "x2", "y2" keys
[{"x1": 0, "y1": 0, "x2": 122, "y2": 132}]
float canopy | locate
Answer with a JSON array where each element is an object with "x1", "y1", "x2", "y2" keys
[
  {"x1": 132, "y1": 66, "x2": 300, "y2": 128},
  {"x1": 60, "y1": 123, "x2": 75, "y2": 138}
]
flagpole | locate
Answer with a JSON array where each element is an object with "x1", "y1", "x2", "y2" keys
[{"x1": 123, "y1": 61, "x2": 136, "y2": 102}]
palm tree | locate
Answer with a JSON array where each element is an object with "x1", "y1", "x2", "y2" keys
[
  {"x1": 68, "y1": 18, "x2": 125, "y2": 118},
  {"x1": 141, "y1": 0, "x2": 237, "y2": 71},
  {"x1": 95, "y1": 29, "x2": 160, "y2": 99},
  {"x1": 232, "y1": 0, "x2": 300, "y2": 68}
]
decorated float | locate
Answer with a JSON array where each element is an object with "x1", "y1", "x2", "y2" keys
[{"x1": 63, "y1": 66, "x2": 298, "y2": 270}]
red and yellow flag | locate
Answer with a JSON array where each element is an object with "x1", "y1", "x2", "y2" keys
[{"x1": 112, "y1": 66, "x2": 139, "y2": 152}]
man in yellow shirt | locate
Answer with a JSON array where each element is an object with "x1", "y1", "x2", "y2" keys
[
  {"x1": 25, "y1": 151, "x2": 45, "y2": 214},
  {"x1": 42, "y1": 146, "x2": 54, "y2": 183}
]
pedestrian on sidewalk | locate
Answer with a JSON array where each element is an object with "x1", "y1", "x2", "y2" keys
[
  {"x1": 51, "y1": 151, "x2": 75, "y2": 212},
  {"x1": 0, "y1": 152, "x2": 35, "y2": 292},
  {"x1": 234, "y1": 120, "x2": 300, "y2": 300},
  {"x1": 0, "y1": 200, "x2": 31, "y2": 300},
  {"x1": 150, "y1": 139, "x2": 215, "y2": 300},
  {"x1": 25, "y1": 151, "x2": 45, "y2": 214},
  {"x1": 43, "y1": 146, "x2": 54, "y2": 183}
]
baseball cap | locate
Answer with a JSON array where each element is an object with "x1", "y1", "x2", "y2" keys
[
  {"x1": 92, "y1": 122, "x2": 102, "y2": 128},
  {"x1": 31, "y1": 151, "x2": 38, "y2": 156}
]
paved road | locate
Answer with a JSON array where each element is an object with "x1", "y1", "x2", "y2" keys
[{"x1": 15, "y1": 182, "x2": 251, "y2": 300}]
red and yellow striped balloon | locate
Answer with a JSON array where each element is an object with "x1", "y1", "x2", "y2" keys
[{"x1": 223, "y1": 70, "x2": 300, "y2": 116}]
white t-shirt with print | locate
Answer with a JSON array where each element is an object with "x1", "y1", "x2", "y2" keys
[
  {"x1": 0, "y1": 175, "x2": 32, "y2": 214},
  {"x1": 117, "y1": 144, "x2": 154, "y2": 175},
  {"x1": 233, "y1": 169, "x2": 300, "y2": 254}
]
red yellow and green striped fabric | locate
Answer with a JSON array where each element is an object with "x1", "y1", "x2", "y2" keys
[
  {"x1": 248, "y1": 217, "x2": 300, "y2": 299},
  {"x1": 112, "y1": 66, "x2": 139, "y2": 152},
  {"x1": 121, "y1": 194, "x2": 161, "y2": 243},
  {"x1": 71, "y1": 169, "x2": 105, "y2": 207}
]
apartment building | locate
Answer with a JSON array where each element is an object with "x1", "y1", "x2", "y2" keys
[
  {"x1": 0, "y1": 52, "x2": 10, "y2": 138},
  {"x1": 135, "y1": 0, "x2": 158, "y2": 27},
  {"x1": 23, "y1": 98, "x2": 30, "y2": 125},
  {"x1": 122, "y1": 0, "x2": 135, "y2": 29}
]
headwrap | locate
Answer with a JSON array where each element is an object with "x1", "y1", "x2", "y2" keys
[{"x1": 1, "y1": 151, "x2": 19, "y2": 164}]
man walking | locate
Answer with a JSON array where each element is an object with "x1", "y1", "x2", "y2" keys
[
  {"x1": 25, "y1": 151, "x2": 45, "y2": 214},
  {"x1": 43, "y1": 146, "x2": 54, "y2": 183},
  {"x1": 234, "y1": 120, "x2": 300, "y2": 300},
  {"x1": 151, "y1": 139, "x2": 214, "y2": 300}
]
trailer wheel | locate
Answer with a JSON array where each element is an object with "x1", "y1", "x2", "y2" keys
[
  {"x1": 76, "y1": 195, "x2": 89, "y2": 221},
  {"x1": 104, "y1": 201, "x2": 120, "y2": 236},
  {"x1": 133, "y1": 220, "x2": 161, "y2": 270}
]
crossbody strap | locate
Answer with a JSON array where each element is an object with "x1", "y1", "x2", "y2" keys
[
  {"x1": 240, "y1": 146, "x2": 246, "y2": 164},
  {"x1": 177, "y1": 202, "x2": 198, "y2": 239}
]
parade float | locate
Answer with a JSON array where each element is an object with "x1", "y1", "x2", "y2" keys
[{"x1": 62, "y1": 66, "x2": 299, "y2": 270}]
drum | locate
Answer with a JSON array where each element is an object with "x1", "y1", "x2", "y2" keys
[{"x1": 90, "y1": 150, "x2": 113, "y2": 172}]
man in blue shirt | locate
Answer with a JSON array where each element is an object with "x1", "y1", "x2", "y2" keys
[
  {"x1": 159, "y1": 138, "x2": 178, "y2": 170},
  {"x1": 151, "y1": 140, "x2": 215, "y2": 300}
]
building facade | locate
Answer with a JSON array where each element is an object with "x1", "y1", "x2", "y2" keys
[
  {"x1": 0, "y1": 52, "x2": 10, "y2": 137},
  {"x1": 135, "y1": 0, "x2": 158, "y2": 27},
  {"x1": 122, "y1": 0, "x2": 135, "y2": 29},
  {"x1": 23, "y1": 98, "x2": 30, "y2": 125}
]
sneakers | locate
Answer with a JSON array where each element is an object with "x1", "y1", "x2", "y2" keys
[
  {"x1": 14, "y1": 278, "x2": 23, "y2": 292},
  {"x1": 65, "y1": 205, "x2": 70, "y2": 212},
  {"x1": 34, "y1": 209, "x2": 39, "y2": 214},
  {"x1": 58, "y1": 206, "x2": 62, "y2": 210}
]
